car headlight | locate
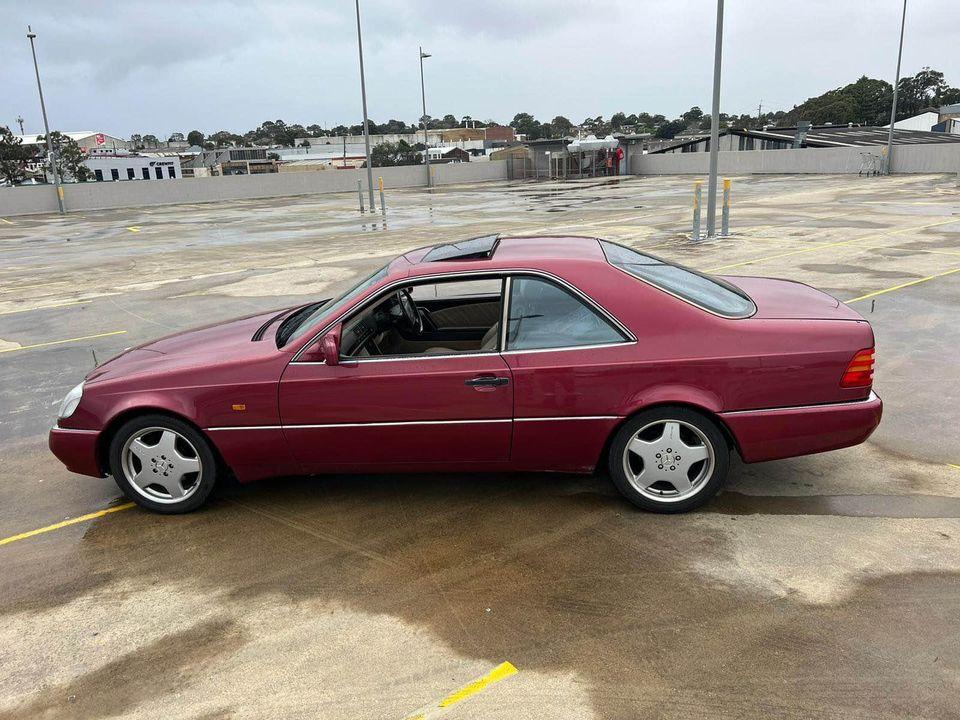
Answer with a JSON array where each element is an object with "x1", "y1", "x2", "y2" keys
[{"x1": 58, "y1": 382, "x2": 85, "y2": 419}]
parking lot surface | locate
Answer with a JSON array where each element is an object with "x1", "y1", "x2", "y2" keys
[{"x1": 1, "y1": 174, "x2": 959, "y2": 719}]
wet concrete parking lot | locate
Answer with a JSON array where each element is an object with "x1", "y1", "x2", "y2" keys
[{"x1": 1, "y1": 174, "x2": 959, "y2": 718}]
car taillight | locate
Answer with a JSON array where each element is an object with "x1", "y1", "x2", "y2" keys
[{"x1": 841, "y1": 348, "x2": 875, "y2": 388}]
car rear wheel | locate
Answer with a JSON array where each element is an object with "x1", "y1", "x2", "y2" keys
[
  {"x1": 608, "y1": 407, "x2": 729, "y2": 513},
  {"x1": 108, "y1": 414, "x2": 218, "y2": 513}
]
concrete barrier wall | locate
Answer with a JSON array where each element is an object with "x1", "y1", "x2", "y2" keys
[
  {"x1": 0, "y1": 161, "x2": 509, "y2": 217},
  {"x1": 632, "y1": 143, "x2": 960, "y2": 175}
]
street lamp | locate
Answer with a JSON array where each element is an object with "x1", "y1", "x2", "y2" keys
[
  {"x1": 354, "y1": 0, "x2": 376, "y2": 211},
  {"x1": 26, "y1": 25, "x2": 64, "y2": 214},
  {"x1": 705, "y1": 0, "x2": 724, "y2": 238},
  {"x1": 419, "y1": 48, "x2": 432, "y2": 187},
  {"x1": 16, "y1": 116, "x2": 25, "y2": 135},
  {"x1": 885, "y1": 0, "x2": 907, "y2": 175}
]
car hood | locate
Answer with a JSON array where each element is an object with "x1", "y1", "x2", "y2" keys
[
  {"x1": 86, "y1": 308, "x2": 291, "y2": 383},
  {"x1": 722, "y1": 276, "x2": 864, "y2": 321}
]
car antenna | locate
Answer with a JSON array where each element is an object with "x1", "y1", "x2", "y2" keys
[{"x1": 91, "y1": 348, "x2": 99, "y2": 367}]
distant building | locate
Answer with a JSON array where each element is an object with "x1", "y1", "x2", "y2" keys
[
  {"x1": 651, "y1": 125, "x2": 960, "y2": 153},
  {"x1": 83, "y1": 148, "x2": 182, "y2": 181},
  {"x1": 426, "y1": 147, "x2": 470, "y2": 163},
  {"x1": 192, "y1": 147, "x2": 277, "y2": 175},
  {"x1": 15, "y1": 131, "x2": 129, "y2": 151}
]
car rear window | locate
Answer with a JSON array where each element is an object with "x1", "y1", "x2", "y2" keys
[{"x1": 599, "y1": 240, "x2": 756, "y2": 319}]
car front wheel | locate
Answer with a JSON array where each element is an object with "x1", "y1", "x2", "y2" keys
[
  {"x1": 108, "y1": 414, "x2": 218, "y2": 513},
  {"x1": 608, "y1": 407, "x2": 729, "y2": 513}
]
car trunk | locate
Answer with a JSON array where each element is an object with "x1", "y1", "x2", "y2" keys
[
  {"x1": 720, "y1": 275, "x2": 874, "y2": 406},
  {"x1": 722, "y1": 276, "x2": 863, "y2": 321}
]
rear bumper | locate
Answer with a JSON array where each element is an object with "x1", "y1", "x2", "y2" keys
[
  {"x1": 721, "y1": 391, "x2": 882, "y2": 463},
  {"x1": 48, "y1": 427, "x2": 105, "y2": 478}
]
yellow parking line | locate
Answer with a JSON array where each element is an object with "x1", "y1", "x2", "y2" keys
[
  {"x1": 0, "y1": 299, "x2": 90, "y2": 316},
  {"x1": 0, "y1": 329, "x2": 127, "y2": 354},
  {"x1": 846, "y1": 266, "x2": 960, "y2": 303},
  {"x1": 947, "y1": 464, "x2": 960, "y2": 471},
  {"x1": 0, "y1": 503, "x2": 135, "y2": 547},
  {"x1": 126, "y1": 226, "x2": 141, "y2": 233},
  {"x1": 403, "y1": 662, "x2": 518, "y2": 720},
  {"x1": 707, "y1": 217, "x2": 958, "y2": 273},
  {"x1": 0, "y1": 218, "x2": 14, "y2": 225}
]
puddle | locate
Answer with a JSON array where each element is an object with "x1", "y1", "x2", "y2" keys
[{"x1": 710, "y1": 491, "x2": 960, "y2": 519}]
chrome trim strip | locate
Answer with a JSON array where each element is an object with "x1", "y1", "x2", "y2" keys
[
  {"x1": 207, "y1": 415, "x2": 621, "y2": 431},
  {"x1": 291, "y1": 266, "x2": 636, "y2": 363},
  {"x1": 502, "y1": 341, "x2": 637, "y2": 356},
  {"x1": 720, "y1": 391, "x2": 879, "y2": 416},
  {"x1": 51, "y1": 426, "x2": 99, "y2": 434},
  {"x1": 500, "y1": 275, "x2": 512, "y2": 351},
  {"x1": 207, "y1": 418, "x2": 512, "y2": 431},
  {"x1": 514, "y1": 415, "x2": 621, "y2": 422}
]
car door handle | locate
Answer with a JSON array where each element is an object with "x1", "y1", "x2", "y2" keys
[{"x1": 465, "y1": 376, "x2": 509, "y2": 387}]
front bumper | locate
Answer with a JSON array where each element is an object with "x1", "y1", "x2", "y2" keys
[
  {"x1": 48, "y1": 426, "x2": 105, "y2": 478},
  {"x1": 721, "y1": 391, "x2": 883, "y2": 463}
]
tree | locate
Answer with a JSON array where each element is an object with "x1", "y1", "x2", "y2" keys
[
  {"x1": 610, "y1": 112, "x2": 628, "y2": 131},
  {"x1": 209, "y1": 130, "x2": 241, "y2": 147},
  {"x1": 37, "y1": 131, "x2": 92, "y2": 182},
  {"x1": 549, "y1": 116, "x2": 573, "y2": 137},
  {"x1": 510, "y1": 112, "x2": 546, "y2": 140},
  {"x1": 142, "y1": 134, "x2": 160, "y2": 148},
  {"x1": 187, "y1": 130, "x2": 205, "y2": 147},
  {"x1": 0, "y1": 125, "x2": 35, "y2": 184},
  {"x1": 129, "y1": 133, "x2": 143, "y2": 149},
  {"x1": 682, "y1": 106, "x2": 704, "y2": 125},
  {"x1": 370, "y1": 140, "x2": 421, "y2": 167},
  {"x1": 654, "y1": 119, "x2": 686, "y2": 139}
]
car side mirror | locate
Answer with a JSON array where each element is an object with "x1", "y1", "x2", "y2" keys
[{"x1": 321, "y1": 332, "x2": 340, "y2": 366}]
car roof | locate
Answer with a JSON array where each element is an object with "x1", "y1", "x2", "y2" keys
[{"x1": 398, "y1": 235, "x2": 606, "y2": 277}]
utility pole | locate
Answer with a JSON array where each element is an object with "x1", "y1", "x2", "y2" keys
[
  {"x1": 354, "y1": 0, "x2": 376, "y2": 211},
  {"x1": 705, "y1": 0, "x2": 724, "y2": 238},
  {"x1": 26, "y1": 26, "x2": 64, "y2": 214},
  {"x1": 885, "y1": 0, "x2": 907, "y2": 175},
  {"x1": 16, "y1": 116, "x2": 25, "y2": 135},
  {"x1": 419, "y1": 47, "x2": 432, "y2": 187},
  {"x1": 757, "y1": 101, "x2": 762, "y2": 128}
]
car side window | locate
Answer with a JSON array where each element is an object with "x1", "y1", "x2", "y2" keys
[{"x1": 506, "y1": 276, "x2": 627, "y2": 351}]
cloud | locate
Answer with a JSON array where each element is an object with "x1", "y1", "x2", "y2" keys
[{"x1": 3, "y1": 0, "x2": 958, "y2": 137}]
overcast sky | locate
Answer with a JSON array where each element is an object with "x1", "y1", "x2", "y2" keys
[{"x1": 3, "y1": 0, "x2": 958, "y2": 138}]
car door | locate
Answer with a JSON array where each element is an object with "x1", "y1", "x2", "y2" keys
[
  {"x1": 278, "y1": 279, "x2": 513, "y2": 471},
  {"x1": 502, "y1": 273, "x2": 636, "y2": 472}
]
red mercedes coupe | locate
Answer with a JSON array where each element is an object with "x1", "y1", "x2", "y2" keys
[{"x1": 50, "y1": 235, "x2": 881, "y2": 514}]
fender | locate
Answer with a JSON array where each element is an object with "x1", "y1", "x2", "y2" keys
[{"x1": 621, "y1": 383, "x2": 724, "y2": 416}]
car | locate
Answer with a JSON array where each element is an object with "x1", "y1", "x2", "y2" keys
[{"x1": 49, "y1": 234, "x2": 882, "y2": 514}]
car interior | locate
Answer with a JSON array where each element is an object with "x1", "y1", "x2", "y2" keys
[{"x1": 340, "y1": 278, "x2": 504, "y2": 358}]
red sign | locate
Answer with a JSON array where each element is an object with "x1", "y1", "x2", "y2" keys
[{"x1": 95, "y1": 133, "x2": 105, "y2": 145}]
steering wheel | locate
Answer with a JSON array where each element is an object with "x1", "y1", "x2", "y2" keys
[{"x1": 395, "y1": 289, "x2": 423, "y2": 334}]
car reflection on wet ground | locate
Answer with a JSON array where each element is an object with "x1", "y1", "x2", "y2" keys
[{"x1": 1, "y1": 173, "x2": 959, "y2": 719}]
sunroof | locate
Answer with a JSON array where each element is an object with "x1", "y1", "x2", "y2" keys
[{"x1": 422, "y1": 234, "x2": 500, "y2": 262}]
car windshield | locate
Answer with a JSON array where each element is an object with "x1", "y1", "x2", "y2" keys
[
  {"x1": 277, "y1": 265, "x2": 389, "y2": 347},
  {"x1": 599, "y1": 240, "x2": 756, "y2": 318}
]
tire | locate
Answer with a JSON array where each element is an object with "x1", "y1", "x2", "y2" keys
[
  {"x1": 608, "y1": 406, "x2": 729, "y2": 513},
  {"x1": 108, "y1": 414, "x2": 218, "y2": 514}
]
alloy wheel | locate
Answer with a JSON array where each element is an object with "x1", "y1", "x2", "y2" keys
[
  {"x1": 121, "y1": 426, "x2": 204, "y2": 504},
  {"x1": 621, "y1": 419, "x2": 715, "y2": 503}
]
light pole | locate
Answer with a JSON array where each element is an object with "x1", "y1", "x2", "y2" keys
[
  {"x1": 705, "y1": 0, "x2": 724, "y2": 238},
  {"x1": 354, "y1": 0, "x2": 376, "y2": 211},
  {"x1": 26, "y1": 25, "x2": 64, "y2": 214},
  {"x1": 885, "y1": 0, "x2": 907, "y2": 175},
  {"x1": 16, "y1": 116, "x2": 25, "y2": 135},
  {"x1": 419, "y1": 48, "x2": 431, "y2": 187}
]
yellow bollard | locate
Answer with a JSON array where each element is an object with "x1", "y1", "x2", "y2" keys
[
  {"x1": 721, "y1": 178, "x2": 731, "y2": 236},
  {"x1": 692, "y1": 179, "x2": 703, "y2": 240}
]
